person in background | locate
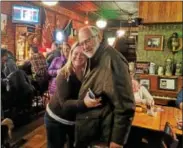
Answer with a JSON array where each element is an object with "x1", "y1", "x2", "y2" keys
[
  {"x1": 48, "y1": 42, "x2": 71, "y2": 96},
  {"x1": 1, "y1": 49, "x2": 17, "y2": 77},
  {"x1": 130, "y1": 71, "x2": 154, "y2": 105},
  {"x1": 29, "y1": 46, "x2": 48, "y2": 95},
  {"x1": 176, "y1": 88, "x2": 183, "y2": 109},
  {"x1": 44, "y1": 42, "x2": 101, "y2": 148},
  {"x1": 76, "y1": 26, "x2": 135, "y2": 148},
  {"x1": 46, "y1": 41, "x2": 61, "y2": 66},
  {"x1": 1, "y1": 49, "x2": 17, "y2": 117},
  {"x1": 29, "y1": 46, "x2": 47, "y2": 78}
]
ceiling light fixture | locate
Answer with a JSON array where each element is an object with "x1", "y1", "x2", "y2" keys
[
  {"x1": 116, "y1": 20, "x2": 125, "y2": 37},
  {"x1": 42, "y1": 1, "x2": 58, "y2": 6},
  {"x1": 116, "y1": 30, "x2": 125, "y2": 37},
  {"x1": 96, "y1": 19, "x2": 107, "y2": 29}
]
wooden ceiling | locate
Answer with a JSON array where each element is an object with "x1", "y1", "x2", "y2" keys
[{"x1": 59, "y1": 1, "x2": 139, "y2": 27}]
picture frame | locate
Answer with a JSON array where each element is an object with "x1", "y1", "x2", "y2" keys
[
  {"x1": 144, "y1": 35, "x2": 164, "y2": 51},
  {"x1": 158, "y1": 78, "x2": 177, "y2": 91},
  {"x1": 140, "y1": 79, "x2": 150, "y2": 90},
  {"x1": 135, "y1": 62, "x2": 150, "y2": 74},
  {"x1": 1, "y1": 13, "x2": 7, "y2": 34}
]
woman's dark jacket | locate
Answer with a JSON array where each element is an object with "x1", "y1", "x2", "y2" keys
[
  {"x1": 48, "y1": 72, "x2": 87, "y2": 121},
  {"x1": 75, "y1": 42, "x2": 135, "y2": 146}
]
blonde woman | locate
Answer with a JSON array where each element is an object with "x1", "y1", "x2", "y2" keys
[{"x1": 44, "y1": 42, "x2": 101, "y2": 148}]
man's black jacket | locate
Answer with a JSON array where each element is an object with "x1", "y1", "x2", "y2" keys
[{"x1": 75, "y1": 42, "x2": 135, "y2": 146}]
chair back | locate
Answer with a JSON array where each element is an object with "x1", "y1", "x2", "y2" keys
[{"x1": 161, "y1": 122, "x2": 179, "y2": 148}]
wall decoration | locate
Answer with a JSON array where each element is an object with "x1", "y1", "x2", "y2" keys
[
  {"x1": 167, "y1": 32, "x2": 182, "y2": 53},
  {"x1": 159, "y1": 78, "x2": 177, "y2": 91},
  {"x1": 144, "y1": 35, "x2": 164, "y2": 51},
  {"x1": 135, "y1": 62, "x2": 150, "y2": 74},
  {"x1": 140, "y1": 79, "x2": 150, "y2": 90},
  {"x1": 1, "y1": 13, "x2": 7, "y2": 34}
]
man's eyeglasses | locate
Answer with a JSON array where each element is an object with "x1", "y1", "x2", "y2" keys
[{"x1": 79, "y1": 35, "x2": 96, "y2": 46}]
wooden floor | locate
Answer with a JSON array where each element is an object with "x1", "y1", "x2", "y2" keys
[{"x1": 22, "y1": 125, "x2": 47, "y2": 148}]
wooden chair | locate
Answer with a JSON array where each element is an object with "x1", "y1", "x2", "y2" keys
[{"x1": 161, "y1": 122, "x2": 179, "y2": 148}]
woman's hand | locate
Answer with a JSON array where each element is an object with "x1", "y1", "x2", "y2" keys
[
  {"x1": 145, "y1": 99, "x2": 154, "y2": 106},
  {"x1": 84, "y1": 92, "x2": 102, "y2": 108}
]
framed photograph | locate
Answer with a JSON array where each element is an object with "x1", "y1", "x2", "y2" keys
[
  {"x1": 144, "y1": 35, "x2": 164, "y2": 51},
  {"x1": 159, "y1": 78, "x2": 177, "y2": 91},
  {"x1": 140, "y1": 79, "x2": 150, "y2": 90},
  {"x1": 135, "y1": 62, "x2": 150, "y2": 74},
  {"x1": 1, "y1": 13, "x2": 7, "y2": 34}
]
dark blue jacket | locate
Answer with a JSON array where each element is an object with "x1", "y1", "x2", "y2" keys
[{"x1": 176, "y1": 88, "x2": 183, "y2": 108}]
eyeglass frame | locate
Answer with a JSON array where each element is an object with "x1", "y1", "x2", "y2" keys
[{"x1": 79, "y1": 35, "x2": 97, "y2": 47}]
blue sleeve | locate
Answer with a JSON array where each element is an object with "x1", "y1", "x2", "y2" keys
[{"x1": 176, "y1": 89, "x2": 183, "y2": 108}]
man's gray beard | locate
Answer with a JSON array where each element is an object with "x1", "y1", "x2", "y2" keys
[{"x1": 83, "y1": 41, "x2": 100, "y2": 58}]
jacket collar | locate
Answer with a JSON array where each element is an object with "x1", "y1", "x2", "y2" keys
[{"x1": 89, "y1": 41, "x2": 108, "y2": 69}]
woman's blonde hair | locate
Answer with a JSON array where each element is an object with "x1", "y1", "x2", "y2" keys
[
  {"x1": 58, "y1": 41, "x2": 80, "y2": 79},
  {"x1": 60, "y1": 42, "x2": 71, "y2": 52}
]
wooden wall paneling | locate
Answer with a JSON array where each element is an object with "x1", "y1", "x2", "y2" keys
[
  {"x1": 1, "y1": 1, "x2": 85, "y2": 55},
  {"x1": 55, "y1": 14, "x2": 69, "y2": 29},
  {"x1": 178, "y1": 76, "x2": 183, "y2": 92},
  {"x1": 139, "y1": 1, "x2": 183, "y2": 23},
  {"x1": 41, "y1": 9, "x2": 56, "y2": 48}
]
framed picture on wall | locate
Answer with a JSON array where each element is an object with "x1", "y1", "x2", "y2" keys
[
  {"x1": 144, "y1": 35, "x2": 164, "y2": 51},
  {"x1": 1, "y1": 13, "x2": 7, "y2": 34},
  {"x1": 158, "y1": 78, "x2": 177, "y2": 91},
  {"x1": 135, "y1": 62, "x2": 150, "y2": 74},
  {"x1": 140, "y1": 79, "x2": 150, "y2": 90}
]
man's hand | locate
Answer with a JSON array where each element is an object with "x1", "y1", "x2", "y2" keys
[
  {"x1": 109, "y1": 142, "x2": 123, "y2": 148},
  {"x1": 84, "y1": 92, "x2": 102, "y2": 108}
]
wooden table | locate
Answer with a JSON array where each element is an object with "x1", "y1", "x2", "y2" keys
[
  {"x1": 160, "y1": 106, "x2": 182, "y2": 135},
  {"x1": 132, "y1": 109, "x2": 161, "y2": 131},
  {"x1": 132, "y1": 106, "x2": 182, "y2": 135}
]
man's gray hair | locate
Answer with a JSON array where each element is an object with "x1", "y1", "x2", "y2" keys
[{"x1": 79, "y1": 26, "x2": 102, "y2": 41}]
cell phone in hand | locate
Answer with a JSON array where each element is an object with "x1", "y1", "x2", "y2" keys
[{"x1": 88, "y1": 88, "x2": 95, "y2": 99}]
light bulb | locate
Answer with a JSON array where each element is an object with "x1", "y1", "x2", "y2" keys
[
  {"x1": 96, "y1": 19, "x2": 107, "y2": 29},
  {"x1": 116, "y1": 30, "x2": 125, "y2": 37},
  {"x1": 42, "y1": 1, "x2": 58, "y2": 6},
  {"x1": 56, "y1": 31, "x2": 64, "y2": 42},
  {"x1": 84, "y1": 20, "x2": 89, "y2": 25}
]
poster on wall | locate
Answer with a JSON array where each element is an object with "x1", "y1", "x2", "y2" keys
[{"x1": 1, "y1": 13, "x2": 7, "y2": 34}]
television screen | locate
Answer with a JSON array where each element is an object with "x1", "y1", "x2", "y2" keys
[{"x1": 12, "y1": 5, "x2": 40, "y2": 24}]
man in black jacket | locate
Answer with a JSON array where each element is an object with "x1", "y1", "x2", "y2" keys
[{"x1": 75, "y1": 26, "x2": 135, "y2": 148}]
